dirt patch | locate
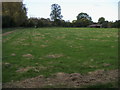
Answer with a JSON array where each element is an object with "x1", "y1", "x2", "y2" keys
[
  {"x1": 22, "y1": 43, "x2": 29, "y2": 46},
  {"x1": 3, "y1": 69, "x2": 118, "y2": 88},
  {"x1": 40, "y1": 45, "x2": 48, "y2": 48},
  {"x1": 16, "y1": 67, "x2": 33, "y2": 73},
  {"x1": 22, "y1": 54, "x2": 34, "y2": 59},
  {"x1": 56, "y1": 36, "x2": 66, "y2": 39},
  {"x1": 2, "y1": 31, "x2": 16, "y2": 36},
  {"x1": 90, "y1": 39, "x2": 98, "y2": 41},
  {"x1": 34, "y1": 37, "x2": 45, "y2": 40},
  {"x1": 32, "y1": 66, "x2": 47, "y2": 72},
  {"x1": 16, "y1": 66, "x2": 47, "y2": 73},
  {"x1": 11, "y1": 53, "x2": 16, "y2": 56},
  {"x1": 102, "y1": 63, "x2": 111, "y2": 67},
  {"x1": 45, "y1": 54, "x2": 64, "y2": 59},
  {"x1": 2, "y1": 62, "x2": 11, "y2": 68}
]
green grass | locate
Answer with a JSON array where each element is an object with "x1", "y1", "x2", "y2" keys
[
  {"x1": 2, "y1": 27, "x2": 118, "y2": 83},
  {"x1": 2, "y1": 27, "x2": 24, "y2": 33}
]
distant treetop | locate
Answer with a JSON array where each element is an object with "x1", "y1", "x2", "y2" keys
[{"x1": 50, "y1": 4, "x2": 63, "y2": 21}]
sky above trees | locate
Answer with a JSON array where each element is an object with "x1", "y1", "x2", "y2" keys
[{"x1": 23, "y1": 0, "x2": 119, "y2": 22}]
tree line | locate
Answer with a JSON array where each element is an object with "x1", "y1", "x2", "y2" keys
[{"x1": 2, "y1": 2, "x2": 120, "y2": 28}]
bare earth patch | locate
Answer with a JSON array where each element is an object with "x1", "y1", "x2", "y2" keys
[
  {"x1": 40, "y1": 45, "x2": 48, "y2": 48},
  {"x1": 2, "y1": 31, "x2": 16, "y2": 36},
  {"x1": 16, "y1": 66, "x2": 47, "y2": 73},
  {"x1": 3, "y1": 69, "x2": 118, "y2": 88},
  {"x1": 22, "y1": 54, "x2": 34, "y2": 59},
  {"x1": 11, "y1": 53, "x2": 16, "y2": 56},
  {"x1": 45, "y1": 54, "x2": 64, "y2": 59},
  {"x1": 16, "y1": 67, "x2": 33, "y2": 73},
  {"x1": 56, "y1": 36, "x2": 66, "y2": 39},
  {"x1": 2, "y1": 62, "x2": 11, "y2": 68},
  {"x1": 32, "y1": 66, "x2": 47, "y2": 72}
]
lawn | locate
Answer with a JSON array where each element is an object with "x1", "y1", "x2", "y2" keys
[{"x1": 2, "y1": 27, "x2": 118, "y2": 87}]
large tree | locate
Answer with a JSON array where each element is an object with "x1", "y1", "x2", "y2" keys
[
  {"x1": 77, "y1": 12, "x2": 92, "y2": 21},
  {"x1": 76, "y1": 12, "x2": 92, "y2": 27},
  {"x1": 50, "y1": 4, "x2": 63, "y2": 22},
  {"x1": 2, "y1": 2, "x2": 27, "y2": 27},
  {"x1": 98, "y1": 17, "x2": 105, "y2": 24}
]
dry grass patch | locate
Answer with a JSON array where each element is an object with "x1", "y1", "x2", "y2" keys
[
  {"x1": 3, "y1": 62, "x2": 11, "y2": 68},
  {"x1": 22, "y1": 43, "x2": 29, "y2": 46},
  {"x1": 32, "y1": 66, "x2": 47, "y2": 72},
  {"x1": 11, "y1": 53, "x2": 16, "y2": 56},
  {"x1": 16, "y1": 67, "x2": 33, "y2": 73},
  {"x1": 40, "y1": 45, "x2": 48, "y2": 48},
  {"x1": 16, "y1": 65, "x2": 48, "y2": 73},
  {"x1": 22, "y1": 54, "x2": 34, "y2": 59},
  {"x1": 56, "y1": 36, "x2": 66, "y2": 39},
  {"x1": 45, "y1": 54, "x2": 64, "y2": 59},
  {"x1": 2, "y1": 31, "x2": 16, "y2": 36},
  {"x1": 34, "y1": 37, "x2": 45, "y2": 41},
  {"x1": 90, "y1": 39, "x2": 98, "y2": 41},
  {"x1": 102, "y1": 63, "x2": 111, "y2": 67},
  {"x1": 17, "y1": 38, "x2": 26, "y2": 41}
]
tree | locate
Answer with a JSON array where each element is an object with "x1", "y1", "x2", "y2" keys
[
  {"x1": 50, "y1": 4, "x2": 63, "y2": 26},
  {"x1": 107, "y1": 21, "x2": 114, "y2": 28},
  {"x1": 113, "y1": 20, "x2": 120, "y2": 28},
  {"x1": 2, "y1": 2, "x2": 27, "y2": 27},
  {"x1": 102, "y1": 21, "x2": 108, "y2": 28},
  {"x1": 76, "y1": 12, "x2": 92, "y2": 27},
  {"x1": 37, "y1": 18, "x2": 52, "y2": 27},
  {"x1": 98, "y1": 17, "x2": 105, "y2": 24},
  {"x1": 77, "y1": 12, "x2": 92, "y2": 21},
  {"x1": 2, "y1": 15, "x2": 15, "y2": 27}
]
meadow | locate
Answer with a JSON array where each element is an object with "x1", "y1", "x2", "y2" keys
[{"x1": 2, "y1": 27, "x2": 118, "y2": 88}]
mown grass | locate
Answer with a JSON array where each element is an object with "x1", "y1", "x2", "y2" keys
[{"x1": 2, "y1": 27, "x2": 118, "y2": 83}]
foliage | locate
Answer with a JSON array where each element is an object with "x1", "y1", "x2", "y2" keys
[
  {"x1": 25, "y1": 18, "x2": 52, "y2": 27},
  {"x1": 2, "y1": 2, "x2": 119, "y2": 28},
  {"x1": 107, "y1": 22, "x2": 114, "y2": 28},
  {"x1": 50, "y1": 4, "x2": 63, "y2": 26},
  {"x1": 2, "y1": 15, "x2": 15, "y2": 27},
  {"x1": 113, "y1": 20, "x2": 120, "y2": 28},
  {"x1": 77, "y1": 12, "x2": 92, "y2": 21},
  {"x1": 98, "y1": 17, "x2": 105, "y2": 24},
  {"x1": 75, "y1": 12, "x2": 92, "y2": 27},
  {"x1": 2, "y1": 2, "x2": 27, "y2": 27},
  {"x1": 97, "y1": 17, "x2": 118, "y2": 28},
  {"x1": 102, "y1": 21, "x2": 109, "y2": 28}
]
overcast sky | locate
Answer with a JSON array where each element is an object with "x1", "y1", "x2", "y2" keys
[{"x1": 23, "y1": 0, "x2": 119, "y2": 22}]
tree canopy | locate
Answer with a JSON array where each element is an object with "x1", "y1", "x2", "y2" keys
[
  {"x1": 50, "y1": 4, "x2": 63, "y2": 21},
  {"x1": 75, "y1": 12, "x2": 92, "y2": 27},
  {"x1": 2, "y1": 2, "x2": 27, "y2": 27},
  {"x1": 2, "y1": 2, "x2": 118, "y2": 28},
  {"x1": 98, "y1": 17, "x2": 105, "y2": 24},
  {"x1": 77, "y1": 12, "x2": 92, "y2": 21}
]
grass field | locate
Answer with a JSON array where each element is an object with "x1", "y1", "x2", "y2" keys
[{"x1": 2, "y1": 27, "x2": 118, "y2": 87}]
